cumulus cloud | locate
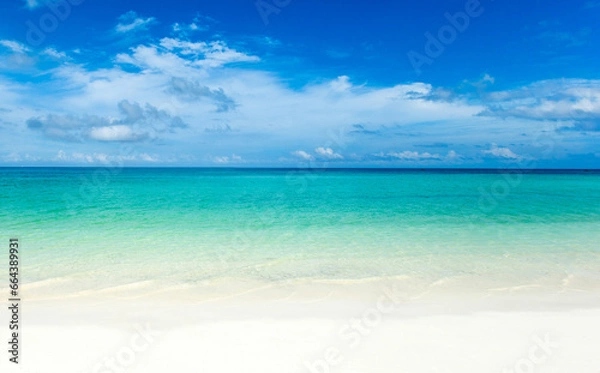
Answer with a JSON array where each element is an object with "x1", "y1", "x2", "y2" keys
[
  {"x1": 211, "y1": 154, "x2": 242, "y2": 164},
  {"x1": 0, "y1": 40, "x2": 30, "y2": 54},
  {"x1": 374, "y1": 150, "x2": 460, "y2": 162},
  {"x1": 480, "y1": 79, "x2": 600, "y2": 131},
  {"x1": 89, "y1": 125, "x2": 143, "y2": 141},
  {"x1": 26, "y1": 100, "x2": 187, "y2": 142},
  {"x1": 172, "y1": 15, "x2": 214, "y2": 36},
  {"x1": 481, "y1": 74, "x2": 495, "y2": 84},
  {"x1": 117, "y1": 100, "x2": 187, "y2": 132},
  {"x1": 172, "y1": 21, "x2": 206, "y2": 34},
  {"x1": 329, "y1": 75, "x2": 352, "y2": 92},
  {"x1": 53, "y1": 150, "x2": 160, "y2": 163},
  {"x1": 173, "y1": 23, "x2": 200, "y2": 33},
  {"x1": 315, "y1": 147, "x2": 343, "y2": 159},
  {"x1": 386, "y1": 150, "x2": 441, "y2": 160},
  {"x1": 1, "y1": 152, "x2": 40, "y2": 162},
  {"x1": 290, "y1": 148, "x2": 344, "y2": 162},
  {"x1": 3, "y1": 17, "x2": 597, "y2": 166},
  {"x1": 292, "y1": 150, "x2": 314, "y2": 161},
  {"x1": 167, "y1": 77, "x2": 237, "y2": 112},
  {"x1": 26, "y1": 114, "x2": 111, "y2": 142},
  {"x1": 41, "y1": 48, "x2": 68, "y2": 60},
  {"x1": 482, "y1": 144, "x2": 522, "y2": 160},
  {"x1": 446, "y1": 150, "x2": 460, "y2": 160},
  {"x1": 159, "y1": 38, "x2": 260, "y2": 67},
  {"x1": 116, "y1": 11, "x2": 156, "y2": 33},
  {"x1": 463, "y1": 73, "x2": 495, "y2": 90},
  {"x1": 115, "y1": 38, "x2": 259, "y2": 75}
]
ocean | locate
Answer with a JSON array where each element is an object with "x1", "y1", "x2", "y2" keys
[{"x1": 1, "y1": 168, "x2": 599, "y2": 299}]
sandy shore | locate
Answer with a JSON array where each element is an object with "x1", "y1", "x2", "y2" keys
[{"x1": 2, "y1": 279, "x2": 600, "y2": 373}]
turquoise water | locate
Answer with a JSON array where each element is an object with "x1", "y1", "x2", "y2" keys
[{"x1": 1, "y1": 168, "x2": 599, "y2": 297}]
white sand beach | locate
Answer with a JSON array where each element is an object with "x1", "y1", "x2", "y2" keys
[{"x1": 2, "y1": 278, "x2": 599, "y2": 373}]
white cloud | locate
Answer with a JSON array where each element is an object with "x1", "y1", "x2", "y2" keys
[
  {"x1": 0, "y1": 40, "x2": 30, "y2": 54},
  {"x1": 115, "y1": 39, "x2": 259, "y2": 74},
  {"x1": 482, "y1": 79, "x2": 600, "y2": 130},
  {"x1": 329, "y1": 75, "x2": 352, "y2": 92},
  {"x1": 172, "y1": 22, "x2": 206, "y2": 33},
  {"x1": 159, "y1": 38, "x2": 259, "y2": 67},
  {"x1": 1, "y1": 152, "x2": 39, "y2": 162},
  {"x1": 462, "y1": 73, "x2": 495, "y2": 90},
  {"x1": 26, "y1": 100, "x2": 187, "y2": 142},
  {"x1": 315, "y1": 147, "x2": 343, "y2": 159},
  {"x1": 115, "y1": 45, "x2": 184, "y2": 74},
  {"x1": 52, "y1": 150, "x2": 161, "y2": 163},
  {"x1": 116, "y1": 11, "x2": 156, "y2": 33},
  {"x1": 482, "y1": 74, "x2": 495, "y2": 84},
  {"x1": 89, "y1": 125, "x2": 141, "y2": 141},
  {"x1": 212, "y1": 154, "x2": 243, "y2": 164},
  {"x1": 483, "y1": 144, "x2": 522, "y2": 160},
  {"x1": 55, "y1": 150, "x2": 109, "y2": 163},
  {"x1": 292, "y1": 150, "x2": 314, "y2": 161},
  {"x1": 9, "y1": 48, "x2": 489, "y2": 163},
  {"x1": 3, "y1": 22, "x2": 597, "y2": 166},
  {"x1": 168, "y1": 77, "x2": 236, "y2": 112},
  {"x1": 375, "y1": 150, "x2": 461, "y2": 162},
  {"x1": 446, "y1": 150, "x2": 459, "y2": 159},
  {"x1": 52, "y1": 38, "x2": 480, "y2": 145},
  {"x1": 172, "y1": 15, "x2": 213, "y2": 35},
  {"x1": 386, "y1": 150, "x2": 441, "y2": 160},
  {"x1": 41, "y1": 48, "x2": 67, "y2": 59},
  {"x1": 139, "y1": 153, "x2": 159, "y2": 162}
]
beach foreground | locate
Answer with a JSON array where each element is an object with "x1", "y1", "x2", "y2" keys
[{"x1": 2, "y1": 280, "x2": 600, "y2": 373}]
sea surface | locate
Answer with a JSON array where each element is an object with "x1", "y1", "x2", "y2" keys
[{"x1": 1, "y1": 168, "x2": 599, "y2": 299}]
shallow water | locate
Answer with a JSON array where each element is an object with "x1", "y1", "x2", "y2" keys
[{"x1": 1, "y1": 168, "x2": 599, "y2": 297}]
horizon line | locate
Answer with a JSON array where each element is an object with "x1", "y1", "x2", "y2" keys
[{"x1": 1, "y1": 166, "x2": 599, "y2": 172}]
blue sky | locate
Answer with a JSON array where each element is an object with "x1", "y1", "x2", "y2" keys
[{"x1": 0, "y1": 0, "x2": 599, "y2": 167}]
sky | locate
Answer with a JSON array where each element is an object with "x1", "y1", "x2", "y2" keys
[{"x1": 0, "y1": 0, "x2": 599, "y2": 167}]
